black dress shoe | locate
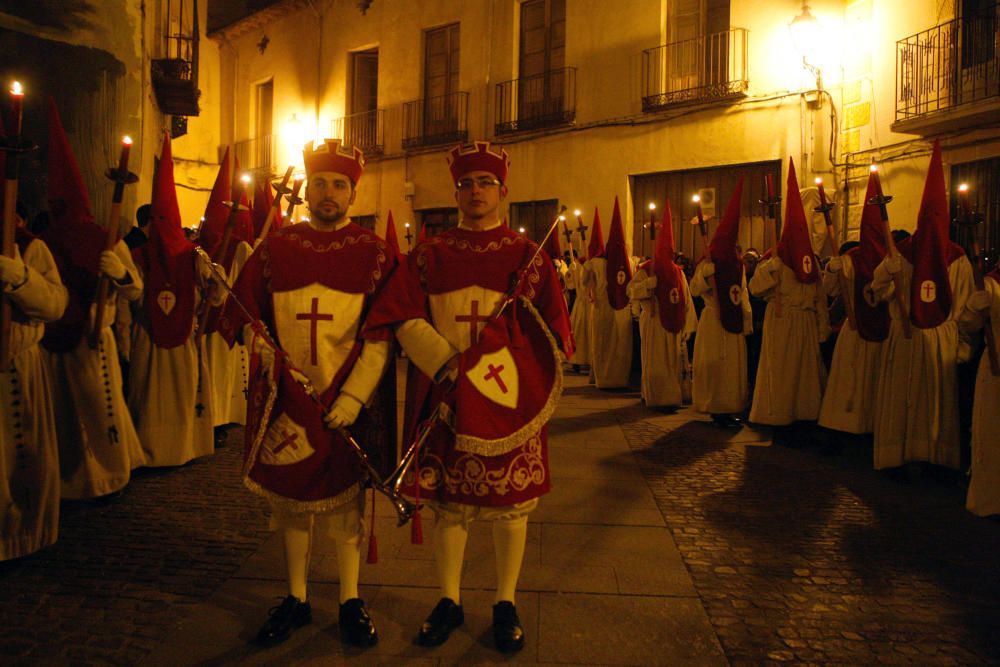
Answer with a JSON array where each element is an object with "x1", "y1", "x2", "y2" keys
[
  {"x1": 256, "y1": 595, "x2": 311, "y2": 646},
  {"x1": 492, "y1": 601, "x2": 525, "y2": 653},
  {"x1": 417, "y1": 597, "x2": 464, "y2": 647},
  {"x1": 339, "y1": 598, "x2": 378, "y2": 647}
]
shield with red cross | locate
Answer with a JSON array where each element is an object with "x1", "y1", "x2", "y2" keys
[{"x1": 451, "y1": 296, "x2": 563, "y2": 455}]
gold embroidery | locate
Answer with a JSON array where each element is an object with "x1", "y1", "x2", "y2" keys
[
  {"x1": 415, "y1": 234, "x2": 544, "y2": 300},
  {"x1": 414, "y1": 435, "x2": 547, "y2": 498},
  {"x1": 263, "y1": 230, "x2": 388, "y2": 295}
]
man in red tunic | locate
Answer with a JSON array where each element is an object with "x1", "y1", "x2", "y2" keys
[
  {"x1": 219, "y1": 140, "x2": 395, "y2": 648},
  {"x1": 364, "y1": 141, "x2": 572, "y2": 653}
]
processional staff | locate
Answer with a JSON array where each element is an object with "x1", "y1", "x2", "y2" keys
[
  {"x1": 867, "y1": 162, "x2": 912, "y2": 339},
  {"x1": 814, "y1": 177, "x2": 857, "y2": 331},
  {"x1": 760, "y1": 173, "x2": 783, "y2": 317}
]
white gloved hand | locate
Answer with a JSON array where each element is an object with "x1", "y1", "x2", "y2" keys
[
  {"x1": 324, "y1": 393, "x2": 363, "y2": 429},
  {"x1": 0, "y1": 246, "x2": 26, "y2": 286},
  {"x1": 644, "y1": 275, "x2": 657, "y2": 289},
  {"x1": 968, "y1": 290, "x2": 991, "y2": 314},
  {"x1": 99, "y1": 249, "x2": 127, "y2": 280},
  {"x1": 196, "y1": 251, "x2": 226, "y2": 283},
  {"x1": 885, "y1": 254, "x2": 903, "y2": 275},
  {"x1": 701, "y1": 261, "x2": 716, "y2": 277},
  {"x1": 826, "y1": 257, "x2": 844, "y2": 274}
]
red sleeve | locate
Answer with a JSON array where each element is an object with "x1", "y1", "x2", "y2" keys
[{"x1": 362, "y1": 250, "x2": 429, "y2": 339}]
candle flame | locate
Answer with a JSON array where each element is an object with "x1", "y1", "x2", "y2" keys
[
  {"x1": 648, "y1": 202, "x2": 656, "y2": 210},
  {"x1": 573, "y1": 209, "x2": 581, "y2": 217},
  {"x1": 958, "y1": 183, "x2": 969, "y2": 193},
  {"x1": 559, "y1": 215, "x2": 566, "y2": 221},
  {"x1": 692, "y1": 194, "x2": 701, "y2": 203},
  {"x1": 10, "y1": 81, "x2": 23, "y2": 95},
  {"x1": 814, "y1": 177, "x2": 823, "y2": 185},
  {"x1": 518, "y1": 227, "x2": 526, "y2": 233},
  {"x1": 294, "y1": 174, "x2": 305, "y2": 182},
  {"x1": 869, "y1": 163, "x2": 879, "y2": 173},
  {"x1": 122, "y1": 135, "x2": 133, "y2": 145},
  {"x1": 240, "y1": 173, "x2": 252, "y2": 185}
]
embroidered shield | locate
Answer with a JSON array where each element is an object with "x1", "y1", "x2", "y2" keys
[
  {"x1": 452, "y1": 297, "x2": 562, "y2": 456},
  {"x1": 157, "y1": 290, "x2": 176, "y2": 315},
  {"x1": 259, "y1": 413, "x2": 315, "y2": 466}
]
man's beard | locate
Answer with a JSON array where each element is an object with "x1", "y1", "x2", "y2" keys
[{"x1": 310, "y1": 204, "x2": 347, "y2": 225}]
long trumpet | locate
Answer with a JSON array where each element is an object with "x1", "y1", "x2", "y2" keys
[{"x1": 193, "y1": 247, "x2": 418, "y2": 526}]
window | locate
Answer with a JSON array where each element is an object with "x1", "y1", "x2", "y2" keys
[
  {"x1": 424, "y1": 23, "x2": 460, "y2": 136},
  {"x1": 667, "y1": 0, "x2": 731, "y2": 89},
  {"x1": 345, "y1": 49, "x2": 380, "y2": 152},
  {"x1": 418, "y1": 208, "x2": 459, "y2": 238},
  {"x1": 630, "y1": 161, "x2": 779, "y2": 260},
  {"x1": 511, "y1": 200, "x2": 559, "y2": 243},
  {"x1": 351, "y1": 214, "x2": 376, "y2": 231},
  {"x1": 951, "y1": 157, "x2": 999, "y2": 269},
  {"x1": 518, "y1": 0, "x2": 565, "y2": 119}
]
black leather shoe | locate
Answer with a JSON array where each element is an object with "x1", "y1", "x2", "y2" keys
[
  {"x1": 492, "y1": 601, "x2": 525, "y2": 653},
  {"x1": 256, "y1": 595, "x2": 311, "y2": 646},
  {"x1": 417, "y1": 597, "x2": 464, "y2": 647},
  {"x1": 339, "y1": 598, "x2": 378, "y2": 647}
]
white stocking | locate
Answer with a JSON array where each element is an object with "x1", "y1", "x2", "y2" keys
[
  {"x1": 334, "y1": 536, "x2": 362, "y2": 603},
  {"x1": 434, "y1": 518, "x2": 469, "y2": 603},
  {"x1": 282, "y1": 522, "x2": 312, "y2": 601},
  {"x1": 493, "y1": 515, "x2": 528, "y2": 604}
]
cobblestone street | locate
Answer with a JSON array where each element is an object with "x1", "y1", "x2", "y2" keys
[{"x1": 1, "y1": 372, "x2": 999, "y2": 665}]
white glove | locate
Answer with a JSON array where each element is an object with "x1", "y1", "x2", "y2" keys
[
  {"x1": 826, "y1": 257, "x2": 843, "y2": 274},
  {"x1": 0, "y1": 246, "x2": 26, "y2": 286},
  {"x1": 324, "y1": 393, "x2": 363, "y2": 429},
  {"x1": 99, "y1": 250, "x2": 127, "y2": 280},
  {"x1": 885, "y1": 254, "x2": 903, "y2": 275},
  {"x1": 701, "y1": 261, "x2": 716, "y2": 277},
  {"x1": 196, "y1": 252, "x2": 225, "y2": 283},
  {"x1": 644, "y1": 275, "x2": 657, "y2": 289},
  {"x1": 968, "y1": 290, "x2": 991, "y2": 314}
]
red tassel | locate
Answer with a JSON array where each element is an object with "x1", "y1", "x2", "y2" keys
[
  {"x1": 366, "y1": 487, "x2": 378, "y2": 564},
  {"x1": 410, "y1": 507, "x2": 424, "y2": 545}
]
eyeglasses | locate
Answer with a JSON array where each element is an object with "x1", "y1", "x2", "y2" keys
[{"x1": 456, "y1": 177, "x2": 502, "y2": 190}]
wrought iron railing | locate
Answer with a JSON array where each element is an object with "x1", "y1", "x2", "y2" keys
[
  {"x1": 332, "y1": 109, "x2": 385, "y2": 156},
  {"x1": 495, "y1": 67, "x2": 576, "y2": 135},
  {"x1": 642, "y1": 28, "x2": 748, "y2": 111},
  {"x1": 403, "y1": 92, "x2": 469, "y2": 149},
  {"x1": 896, "y1": 6, "x2": 1000, "y2": 121},
  {"x1": 233, "y1": 135, "x2": 274, "y2": 178}
]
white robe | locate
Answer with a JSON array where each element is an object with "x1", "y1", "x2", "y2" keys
[
  {"x1": 568, "y1": 259, "x2": 591, "y2": 365},
  {"x1": 870, "y1": 254, "x2": 973, "y2": 470},
  {"x1": 749, "y1": 258, "x2": 829, "y2": 425},
  {"x1": 583, "y1": 257, "x2": 632, "y2": 388},
  {"x1": 1, "y1": 239, "x2": 68, "y2": 561},
  {"x1": 817, "y1": 255, "x2": 884, "y2": 435},
  {"x1": 959, "y1": 276, "x2": 1000, "y2": 517},
  {"x1": 627, "y1": 268, "x2": 696, "y2": 407},
  {"x1": 690, "y1": 261, "x2": 752, "y2": 414},
  {"x1": 45, "y1": 240, "x2": 146, "y2": 499},
  {"x1": 205, "y1": 241, "x2": 251, "y2": 427},
  {"x1": 127, "y1": 261, "x2": 215, "y2": 467}
]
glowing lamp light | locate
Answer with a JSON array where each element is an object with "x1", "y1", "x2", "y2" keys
[
  {"x1": 814, "y1": 177, "x2": 823, "y2": 185},
  {"x1": 573, "y1": 209, "x2": 581, "y2": 217},
  {"x1": 648, "y1": 202, "x2": 656, "y2": 211},
  {"x1": 240, "y1": 173, "x2": 252, "y2": 186},
  {"x1": 958, "y1": 183, "x2": 969, "y2": 194},
  {"x1": 11, "y1": 81, "x2": 23, "y2": 96},
  {"x1": 559, "y1": 214, "x2": 566, "y2": 221},
  {"x1": 404, "y1": 222, "x2": 410, "y2": 228},
  {"x1": 692, "y1": 194, "x2": 701, "y2": 203},
  {"x1": 123, "y1": 135, "x2": 133, "y2": 145}
]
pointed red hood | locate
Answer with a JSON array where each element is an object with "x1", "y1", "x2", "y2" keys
[
  {"x1": 542, "y1": 214, "x2": 562, "y2": 260},
  {"x1": 230, "y1": 156, "x2": 254, "y2": 246},
  {"x1": 605, "y1": 197, "x2": 632, "y2": 310},
  {"x1": 587, "y1": 207, "x2": 605, "y2": 260},
  {"x1": 251, "y1": 171, "x2": 283, "y2": 242},
  {"x1": 845, "y1": 170, "x2": 890, "y2": 342},
  {"x1": 900, "y1": 140, "x2": 964, "y2": 329},
  {"x1": 652, "y1": 200, "x2": 687, "y2": 332},
  {"x1": 198, "y1": 146, "x2": 231, "y2": 258},
  {"x1": 383, "y1": 209, "x2": 402, "y2": 259},
  {"x1": 778, "y1": 158, "x2": 819, "y2": 284},
  {"x1": 709, "y1": 180, "x2": 746, "y2": 334},
  {"x1": 138, "y1": 132, "x2": 197, "y2": 348}
]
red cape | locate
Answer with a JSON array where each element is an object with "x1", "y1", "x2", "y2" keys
[
  {"x1": 651, "y1": 200, "x2": 686, "y2": 333},
  {"x1": 848, "y1": 172, "x2": 890, "y2": 342},
  {"x1": 708, "y1": 178, "x2": 746, "y2": 334}
]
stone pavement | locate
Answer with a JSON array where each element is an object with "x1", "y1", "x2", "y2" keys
[{"x1": 1, "y1": 369, "x2": 999, "y2": 665}]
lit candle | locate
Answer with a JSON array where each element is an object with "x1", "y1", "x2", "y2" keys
[
  {"x1": 870, "y1": 163, "x2": 883, "y2": 198},
  {"x1": 648, "y1": 202, "x2": 656, "y2": 228},
  {"x1": 765, "y1": 173, "x2": 775, "y2": 199},
  {"x1": 573, "y1": 209, "x2": 581, "y2": 217},
  {"x1": 692, "y1": 194, "x2": 704, "y2": 225},
  {"x1": 518, "y1": 226, "x2": 526, "y2": 234},
  {"x1": 958, "y1": 183, "x2": 972, "y2": 218},
  {"x1": 559, "y1": 214, "x2": 566, "y2": 221},
  {"x1": 9, "y1": 81, "x2": 24, "y2": 136},
  {"x1": 117, "y1": 136, "x2": 133, "y2": 174},
  {"x1": 814, "y1": 177, "x2": 828, "y2": 206}
]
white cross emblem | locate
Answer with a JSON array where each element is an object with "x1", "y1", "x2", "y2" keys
[
  {"x1": 863, "y1": 285, "x2": 878, "y2": 308},
  {"x1": 802, "y1": 255, "x2": 813, "y2": 275},
  {"x1": 157, "y1": 290, "x2": 176, "y2": 315},
  {"x1": 729, "y1": 285, "x2": 741, "y2": 305},
  {"x1": 616, "y1": 270, "x2": 627, "y2": 286},
  {"x1": 920, "y1": 280, "x2": 937, "y2": 303},
  {"x1": 669, "y1": 287, "x2": 680, "y2": 304}
]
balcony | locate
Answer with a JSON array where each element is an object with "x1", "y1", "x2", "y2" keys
[
  {"x1": 151, "y1": 0, "x2": 200, "y2": 117},
  {"x1": 233, "y1": 135, "x2": 274, "y2": 179},
  {"x1": 403, "y1": 92, "x2": 469, "y2": 149},
  {"x1": 495, "y1": 67, "x2": 576, "y2": 136},
  {"x1": 641, "y1": 28, "x2": 748, "y2": 112},
  {"x1": 332, "y1": 109, "x2": 385, "y2": 157},
  {"x1": 894, "y1": 6, "x2": 1000, "y2": 135}
]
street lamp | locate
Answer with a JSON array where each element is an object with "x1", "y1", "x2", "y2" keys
[{"x1": 789, "y1": 2, "x2": 823, "y2": 92}]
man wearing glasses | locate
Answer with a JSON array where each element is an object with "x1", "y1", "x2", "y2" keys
[{"x1": 364, "y1": 141, "x2": 572, "y2": 653}]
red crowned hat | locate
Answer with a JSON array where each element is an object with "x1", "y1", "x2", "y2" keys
[
  {"x1": 605, "y1": 196, "x2": 632, "y2": 310},
  {"x1": 652, "y1": 200, "x2": 687, "y2": 333},
  {"x1": 709, "y1": 179, "x2": 747, "y2": 334},
  {"x1": 778, "y1": 158, "x2": 819, "y2": 284},
  {"x1": 901, "y1": 140, "x2": 964, "y2": 329},
  {"x1": 448, "y1": 141, "x2": 510, "y2": 184},
  {"x1": 587, "y1": 207, "x2": 605, "y2": 260},
  {"x1": 303, "y1": 139, "x2": 365, "y2": 185}
]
